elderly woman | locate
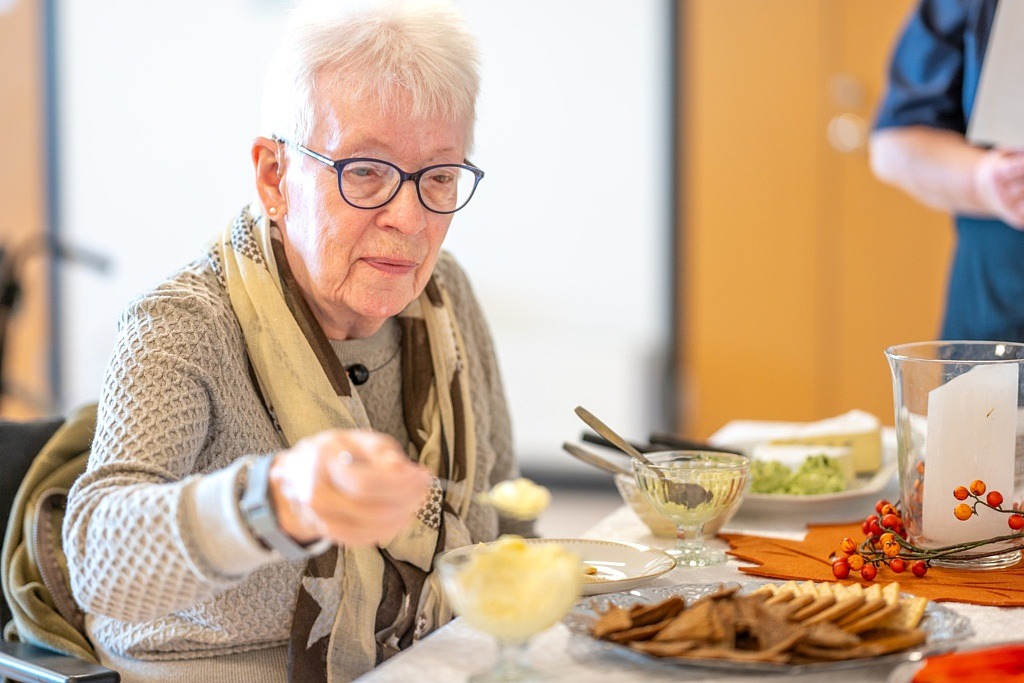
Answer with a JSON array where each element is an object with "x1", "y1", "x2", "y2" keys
[{"x1": 62, "y1": 2, "x2": 528, "y2": 682}]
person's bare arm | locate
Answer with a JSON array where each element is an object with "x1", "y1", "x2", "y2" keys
[{"x1": 869, "y1": 125, "x2": 1024, "y2": 228}]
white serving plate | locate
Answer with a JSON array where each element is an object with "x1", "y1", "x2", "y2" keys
[
  {"x1": 708, "y1": 420, "x2": 899, "y2": 514},
  {"x1": 526, "y1": 538, "x2": 676, "y2": 596}
]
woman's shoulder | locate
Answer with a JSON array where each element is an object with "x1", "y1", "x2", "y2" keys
[
  {"x1": 432, "y1": 251, "x2": 499, "y2": 356},
  {"x1": 433, "y1": 251, "x2": 476, "y2": 309},
  {"x1": 433, "y1": 250, "x2": 465, "y2": 281},
  {"x1": 117, "y1": 256, "x2": 237, "y2": 339}
]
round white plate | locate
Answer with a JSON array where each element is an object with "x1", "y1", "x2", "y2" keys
[
  {"x1": 526, "y1": 538, "x2": 676, "y2": 596},
  {"x1": 709, "y1": 421, "x2": 899, "y2": 515}
]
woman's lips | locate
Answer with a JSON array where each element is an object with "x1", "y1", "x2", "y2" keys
[{"x1": 362, "y1": 257, "x2": 418, "y2": 275}]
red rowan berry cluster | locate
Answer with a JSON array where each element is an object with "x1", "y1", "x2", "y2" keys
[
  {"x1": 831, "y1": 481, "x2": 1024, "y2": 580},
  {"x1": 832, "y1": 499, "x2": 927, "y2": 582},
  {"x1": 951, "y1": 479, "x2": 1024, "y2": 531}
]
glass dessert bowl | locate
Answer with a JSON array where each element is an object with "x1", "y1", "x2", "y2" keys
[
  {"x1": 614, "y1": 472, "x2": 740, "y2": 538},
  {"x1": 436, "y1": 536, "x2": 582, "y2": 682},
  {"x1": 632, "y1": 451, "x2": 749, "y2": 567}
]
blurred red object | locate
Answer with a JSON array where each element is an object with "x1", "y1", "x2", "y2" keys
[{"x1": 914, "y1": 643, "x2": 1024, "y2": 682}]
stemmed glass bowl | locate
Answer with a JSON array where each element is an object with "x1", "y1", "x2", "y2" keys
[
  {"x1": 632, "y1": 451, "x2": 750, "y2": 567},
  {"x1": 436, "y1": 537, "x2": 582, "y2": 682}
]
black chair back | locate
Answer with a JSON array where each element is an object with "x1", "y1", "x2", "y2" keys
[{"x1": 0, "y1": 417, "x2": 64, "y2": 631}]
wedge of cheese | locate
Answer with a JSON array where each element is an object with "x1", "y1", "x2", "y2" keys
[{"x1": 769, "y1": 410, "x2": 882, "y2": 475}]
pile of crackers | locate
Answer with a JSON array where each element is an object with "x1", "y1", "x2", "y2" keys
[{"x1": 590, "y1": 581, "x2": 930, "y2": 665}]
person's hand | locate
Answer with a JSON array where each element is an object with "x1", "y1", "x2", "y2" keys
[
  {"x1": 268, "y1": 430, "x2": 433, "y2": 548},
  {"x1": 974, "y1": 149, "x2": 1024, "y2": 229}
]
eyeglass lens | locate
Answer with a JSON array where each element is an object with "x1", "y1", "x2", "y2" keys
[{"x1": 339, "y1": 161, "x2": 477, "y2": 213}]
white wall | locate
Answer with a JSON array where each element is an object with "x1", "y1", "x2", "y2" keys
[{"x1": 55, "y1": 0, "x2": 671, "y2": 472}]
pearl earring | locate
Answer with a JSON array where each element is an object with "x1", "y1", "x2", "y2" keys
[{"x1": 268, "y1": 206, "x2": 278, "y2": 216}]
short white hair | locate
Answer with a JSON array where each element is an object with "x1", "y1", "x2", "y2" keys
[{"x1": 261, "y1": 0, "x2": 480, "y2": 151}]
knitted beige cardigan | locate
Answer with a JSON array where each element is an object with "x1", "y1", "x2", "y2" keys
[{"x1": 62, "y1": 249, "x2": 529, "y2": 683}]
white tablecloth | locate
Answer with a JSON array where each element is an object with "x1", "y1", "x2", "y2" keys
[{"x1": 356, "y1": 500, "x2": 1024, "y2": 682}]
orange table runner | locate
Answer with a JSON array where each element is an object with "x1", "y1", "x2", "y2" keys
[{"x1": 722, "y1": 521, "x2": 1024, "y2": 606}]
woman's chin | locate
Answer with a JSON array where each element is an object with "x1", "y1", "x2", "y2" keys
[{"x1": 343, "y1": 293, "x2": 415, "y2": 327}]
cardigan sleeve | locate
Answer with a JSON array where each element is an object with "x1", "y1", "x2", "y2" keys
[{"x1": 63, "y1": 280, "x2": 278, "y2": 624}]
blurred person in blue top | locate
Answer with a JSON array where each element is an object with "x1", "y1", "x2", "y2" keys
[{"x1": 870, "y1": 0, "x2": 1024, "y2": 342}]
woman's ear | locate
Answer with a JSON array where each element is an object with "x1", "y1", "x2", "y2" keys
[{"x1": 252, "y1": 136, "x2": 287, "y2": 218}]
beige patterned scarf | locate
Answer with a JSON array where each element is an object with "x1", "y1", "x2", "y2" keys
[{"x1": 210, "y1": 203, "x2": 476, "y2": 682}]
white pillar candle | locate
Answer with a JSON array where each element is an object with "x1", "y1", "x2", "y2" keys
[{"x1": 922, "y1": 363, "x2": 1018, "y2": 546}]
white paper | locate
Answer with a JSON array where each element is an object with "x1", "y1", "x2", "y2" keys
[
  {"x1": 922, "y1": 364, "x2": 1017, "y2": 546},
  {"x1": 967, "y1": 1, "x2": 1024, "y2": 148}
]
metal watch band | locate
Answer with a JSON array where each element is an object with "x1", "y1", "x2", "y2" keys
[{"x1": 239, "y1": 454, "x2": 328, "y2": 561}]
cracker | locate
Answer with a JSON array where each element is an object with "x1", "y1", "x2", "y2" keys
[
  {"x1": 885, "y1": 595, "x2": 929, "y2": 630},
  {"x1": 816, "y1": 582, "x2": 836, "y2": 599},
  {"x1": 790, "y1": 594, "x2": 836, "y2": 622},
  {"x1": 844, "y1": 583, "x2": 865, "y2": 599},
  {"x1": 654, "y1": 599, "x2": 719, "y2": 642},
  {"x1": 592, "y1": 606, "x2": 632, "y2": 638},
  {"x1": 882, "y1": 581, "x2": 901, "y2": 605},
  {"x1": 705, "y1": 584, "x2": 742, "y2": 601},
  {"x1": 803, "y1": 595, "x2": 865, "y2": 625},
  {"x1": 858, "y1": 627, "x2": 928, "y2": 656},
  {"x1": 840, "y1": 601, "x2": 900, "y2": 635},
  {"x1": 797, "y1": 620, "x2": 860, "y2": 650},
  {"x1": 764, "y1": 589, "x2": 797, "y2": 607},
  {"x1": 780, "y1": 593, "x2": 816, "y2": 619},
  {"x1": 607, "y1": 618, "x2": 674, "y2": 643},
  {"x1": 836, "y1": 597, "x2": 887, "y2": 628},
  {"x1": 799, "y1": 580, "x2": 821, "y2": 597},
  {"x1": 710, "y1": 598, "x2": 738, "y2": 649},
  {"x1": 629, "y1": 595, "x2": 686, "y2": 627},
  {"x1": 751, "y1": 605, "x2": 804, "y2": 653},
  {"x1": 628, "y1": 639, "x2": 699, "y2": 656},
  {"x1": 589, "y1": 581, "x2": 932, "y2": 667}
]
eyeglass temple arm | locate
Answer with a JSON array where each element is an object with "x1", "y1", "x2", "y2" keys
[{"x1": 270, "y1": 136, "x2": 335, "y2": 169}]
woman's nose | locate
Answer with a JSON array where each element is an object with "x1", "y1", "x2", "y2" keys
[{"x1": 380, "y1": 180, "x2": 429, "y2": 235}]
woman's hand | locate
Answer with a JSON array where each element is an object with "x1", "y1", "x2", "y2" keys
[
  {"x1": 268, "y1": 430, "x2": 433, "y2": 548},
  {"x1": 974, "y1": 149, "x2": 1024, "y2": 229}
]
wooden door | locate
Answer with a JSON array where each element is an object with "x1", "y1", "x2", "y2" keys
[
  {"x1": 676, "y1": 0, "x2": 952, "y2": 438},
  {"x1": 827, "y1": 2, "x2": 951, "y2": 421},
  {"x1": 0, "y1": 0, "x2": 53, "y2": 418}
]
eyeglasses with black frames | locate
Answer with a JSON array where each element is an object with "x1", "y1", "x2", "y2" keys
[{"x1": 273, "y1": 136, "x2": 484, "y2": 214}]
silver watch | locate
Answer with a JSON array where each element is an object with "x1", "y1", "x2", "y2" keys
[{"x1": 239, "y1": 455, "x2": 330, "y2": 560}]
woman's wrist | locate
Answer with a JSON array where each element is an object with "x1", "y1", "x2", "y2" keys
[
  {"x1": 268, "y1": 452, "x2": 323, "y2": 544},
  {"x1": 240, "y1": 454, "x2": 329, "y2": 559}
]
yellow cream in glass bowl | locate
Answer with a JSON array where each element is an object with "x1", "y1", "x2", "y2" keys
[{"x1": 437, "y1": 536, "x2": 581, "y2": 681}]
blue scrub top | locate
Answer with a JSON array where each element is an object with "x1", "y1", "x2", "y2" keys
[{"x1": 874, "y1": 0, "x2": 1024, "y2": 342}]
